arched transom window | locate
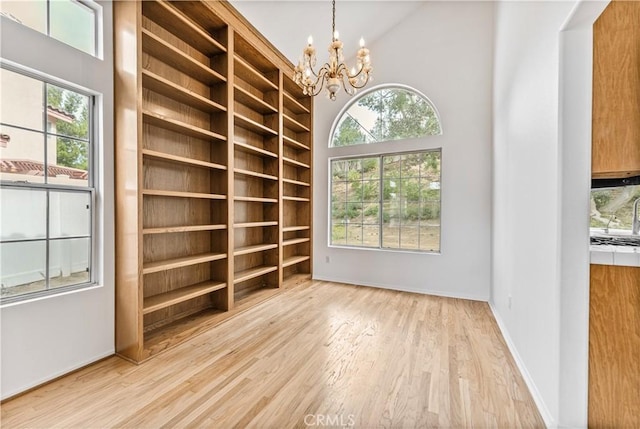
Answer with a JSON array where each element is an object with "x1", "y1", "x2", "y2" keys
[{"x1": 330, "y1": 86, "x2": 442, "y2": 147}]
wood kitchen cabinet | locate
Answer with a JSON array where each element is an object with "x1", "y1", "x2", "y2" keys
[
  {"x1": 589, "y1": 264, "x2": 640, "y2": 427},
  {"x1": 592, "y1": 0, "x2": 640, "y2": 179}
]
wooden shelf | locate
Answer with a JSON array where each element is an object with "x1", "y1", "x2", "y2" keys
[
  {"x1": 233, "y1": 243, "x2": 278, "y2": 256},
  {"x1": 283, "y1": 157, "x2": 310, "y2": 169},
  {"x1": 234, "y1": 55, "x2": 278, "y2": 92},
  {"x1": 143, "y1": 149, "x2": 226, "y2": 170},
  {"x1": 234, "y1": 85, "x2": 277, "y2": 114},
  {"x1": 143, "y1": 110, "x2": 226, "y2": 142},
  {"x1": 142, "y1": 0, "x2": 226, "y2": 56},
  {"x1": 142, "y1": 70, "x2": 226, "y2": 113},
  {"x1": 142, "y1": 28, "x2": 226, "y2": 85},
  {"x1": 142, "y1": 189, "x2": 226, "y2": 200},
  {"x1": 234, "y1": 168, "x2": 277, "y2": 181},
  {"x1": 283, "y1": 91, "x2": 310, "y2": 114},
  {"x1": 143, "y1": 252, "x2": 227, "y2": 274},
  {"x1": 234, "y1": 196, "x2": 278, "y2": 203},
  {"x1": 143, "y1": 224, "x2": 226, "y2": 235},
  {"x1": 234, "y1": 141, "x2": 278, "y2": 158},
  {"x1": 282, "y1": 255, "x2": 310, "y2": 268},
  {"x1": 283, "y1": 135, "x2": 310, "y2": 151},
  {"x1": 115, "y1": 0, "x2": 313, "y2": 364},
  {"x1": 283, "y1": 238, "x2": 310, "y2": 246},
  {"x1": 283, "y1": 225, "x2": 310, "y2": 232},
  {"x1": 283, "y1": 196, "x2": 310, "y2": 202},
  {"x1": 143, "y1": 281, "x2": 227, "y2": 314},
  {"x1": 234, "y1": 221, "x2": 278, "y2": 228},
  {"x1": 283, "y1": 113, "x2": 310, "y2": 133},
  {"x1": 234, "y1": 113, "x2": 278, "y2": 136},
  {"x1": 283, "y1": 178, "x2": 310, "y2": 187},
  {"x1": 234, "y1": 265, "x2": 278, "y2": 284}
]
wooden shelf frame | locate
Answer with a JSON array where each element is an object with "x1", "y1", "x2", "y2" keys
[
  {"x1": 142, "y1": 70, "x2": 226, "y2": 113},
  {"x1": 283, "y1": 91, "x2": 310, "y2": 114},
  {"x1": 234, "y1": 55, "x2": 278, "y2": 92},
  {"x1": 142, "y1": 189, "x2": 226, "y2": 200},
  {"x1": 143, "y1": 281, "x2": 227, "y2": 314},
  {"x1": 234, "y1": 84, "x2": 278, "y2": 114},
  {"x1": 142, "y1": 149, "x2": 227, "y2": 171},
  {"x1": 234, "y1": 265, "x2": 278, "y2": 284},
  {"x1": 143, "y1": 224, "x2": 227, "y2": 235},
  {"x1": 283, "y1": 237, "x2": 310, "y2": 246},
  {"x1": 143, "y1": 110, "x2": 226, "y2": 142},
  {"x1": 115, "y1": 0, "x2": 313, "y2": 364},
  {"x1": 143, "y1": 252, "x2": 228, "y2": 275},
  {"x1": 282, "y1": 134, "x2": 310, "y2": 151},
  {"x1": 142, "y1": 0, "x2": 227, "y2": 56},
  {"x1": 283, "y1": 113, "x2": 310, "y2": 133},
  {"x1": 234, "y1": 112, "x2": 278, "y2": 136},
  {"x1": 234, "y1": 141, "x2": 278, "y2": 159},
  {"x1": 141, "y1": 28, "x2": 226, "y2": 85},
  {"x1": 282, "y1": 255, "x2": 311, "y2": 268}
]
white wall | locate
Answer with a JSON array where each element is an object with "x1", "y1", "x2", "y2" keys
[
  {"x1": 0, "y1": 1, "x2": 114, "y2": 399},
  {"x1": 491, "y1": 1, "x2": 607, "y2": 426},
  {"x1": 313, "y1": 1, "x2": 495, "y2": 301}
]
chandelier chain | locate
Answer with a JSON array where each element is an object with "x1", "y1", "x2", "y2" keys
[{"x1": 332, "y1": 0, "x2": 336, "y2": 40}]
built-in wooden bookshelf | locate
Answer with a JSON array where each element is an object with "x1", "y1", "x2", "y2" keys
[{"x1": 115, "y1": 0, "x2": 312, "y2": 363}]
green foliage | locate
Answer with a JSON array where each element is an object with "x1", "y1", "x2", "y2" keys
[
  {"x1": 364, "y1": 204, "x2": 378, "y2": 217},
  {"x1": 47, "y1": 86, "x2": 89, "y2": 170},
  {"x1": 332, "y1": 116, "x2": 367, "y2": 147},
  {"x1": 357, "y1": 88, "x2": 441, "y2": 142},
  {"x1": 592, "y1": 191, "x2": 611, "y2": 211}
]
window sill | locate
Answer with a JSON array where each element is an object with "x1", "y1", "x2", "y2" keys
[
  {"x1": 0, "y1": 282, "x2": 103, "y2": 309},
  {"x1": 328, "y1": 244, "x2": 441, "y2": 256}
]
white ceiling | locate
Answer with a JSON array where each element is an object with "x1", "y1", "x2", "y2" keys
[{"x1": 229, "y1": 1, "x2": 426, "y2": 65}]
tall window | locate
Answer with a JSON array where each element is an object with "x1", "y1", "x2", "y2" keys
[
  {"x1": 0, "y1": 66, "x2": 94, "y2": 303},
  {"x1": 329, "y1": 85, "x2": 442, "y2": 252},
  {"x1": 0, "y1": 0, "x2": 100, "y2": 56}
]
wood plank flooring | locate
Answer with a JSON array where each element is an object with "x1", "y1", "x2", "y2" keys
[{"x1": 1, "y1": 279, "x2": 545, "y2": 428}]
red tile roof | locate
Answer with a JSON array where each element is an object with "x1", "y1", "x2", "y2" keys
[{"x1": 0, "y1": 159, "x2": 88, "y2": 180}]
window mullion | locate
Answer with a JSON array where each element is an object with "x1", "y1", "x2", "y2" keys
[{"x1": 379, "y1": 155, "x2": 383, "y2": 249}]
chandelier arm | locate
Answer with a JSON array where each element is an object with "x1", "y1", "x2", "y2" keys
[
  {"x1": 348, "y1": 73, "x2": 372, "y2": 89},
  {"x1": 304, "y1": 66, "x2": 331, "y2": 97}
]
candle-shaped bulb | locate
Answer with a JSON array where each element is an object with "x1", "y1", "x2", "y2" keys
[
  {"x1": 333, "y1": 30, "x2": 340, "y2": 40},
  {"x1": 359, "y1": 37, "x2": 365, "y2": 47},
  {"x1": 307, "y1": 35, "x2": 313, "y2": 45},
  {"x1": 351, "y1": 67, "x2": 356, "y2": 76}
]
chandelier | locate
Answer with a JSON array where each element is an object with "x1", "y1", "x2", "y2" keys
[{"x1": 293, "y1": 0, "x2": 372, "y2": 101}]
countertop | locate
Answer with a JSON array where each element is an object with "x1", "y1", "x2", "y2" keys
[{"x1": 590, "y1": 245, "x2": 640, "y2": 267}]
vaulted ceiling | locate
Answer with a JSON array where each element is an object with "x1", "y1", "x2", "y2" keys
[{"x1": 229, "y1": 1, "x2": 426, "y2": 65}]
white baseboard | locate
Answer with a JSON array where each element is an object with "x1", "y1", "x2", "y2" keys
[
  {"x1": 312, "y1": 274, "x2": 489, "y2": 302},
  {"x1": 0, "y1": 349, "x2": 114, "y2": 401},
  {"x1": 489, "y1": 302, "x2": 555, "y2": 429}
]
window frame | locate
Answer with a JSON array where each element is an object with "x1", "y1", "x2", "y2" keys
[
  {"x1": 0, "y1": 0, "x2": 102, "y2": 58},
  {"x1": 328, "y1": 83, "x2": 443, "y2": 254},
  {"x1": 0, "y1": 63, "x2": 97, "y2": 305},
  {"x1": 329, "y1": 148, "x2": 442, "y2": 254}
]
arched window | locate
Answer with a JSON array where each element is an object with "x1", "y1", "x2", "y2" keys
[
  {"x1": 329, "y1": 85, "x2": 442, "y2": 252},
  {"x1": 330, "y1": 85, "x2": 442, "y2": 147}
]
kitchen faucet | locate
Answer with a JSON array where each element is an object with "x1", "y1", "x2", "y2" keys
[{"x1": 633, "y1": 197, "x2": 640, "y2": 235}]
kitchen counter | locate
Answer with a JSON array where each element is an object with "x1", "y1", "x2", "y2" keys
[{"x1": 590, "y1": 245, "x2": 640, "y2": 266}]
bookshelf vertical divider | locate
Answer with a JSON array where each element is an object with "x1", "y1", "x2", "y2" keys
[{"x1": 114, "y1": 0, "x2": 312, "y2": 363}]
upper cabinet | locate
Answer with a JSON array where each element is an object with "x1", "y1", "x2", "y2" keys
[{"x1": 592, "y1": 0, "x2": 640, "y2": 179}]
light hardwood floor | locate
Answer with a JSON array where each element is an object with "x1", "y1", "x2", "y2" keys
[{"x1": 1, "y1": 279, "x2": 544, "y2": 428}]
